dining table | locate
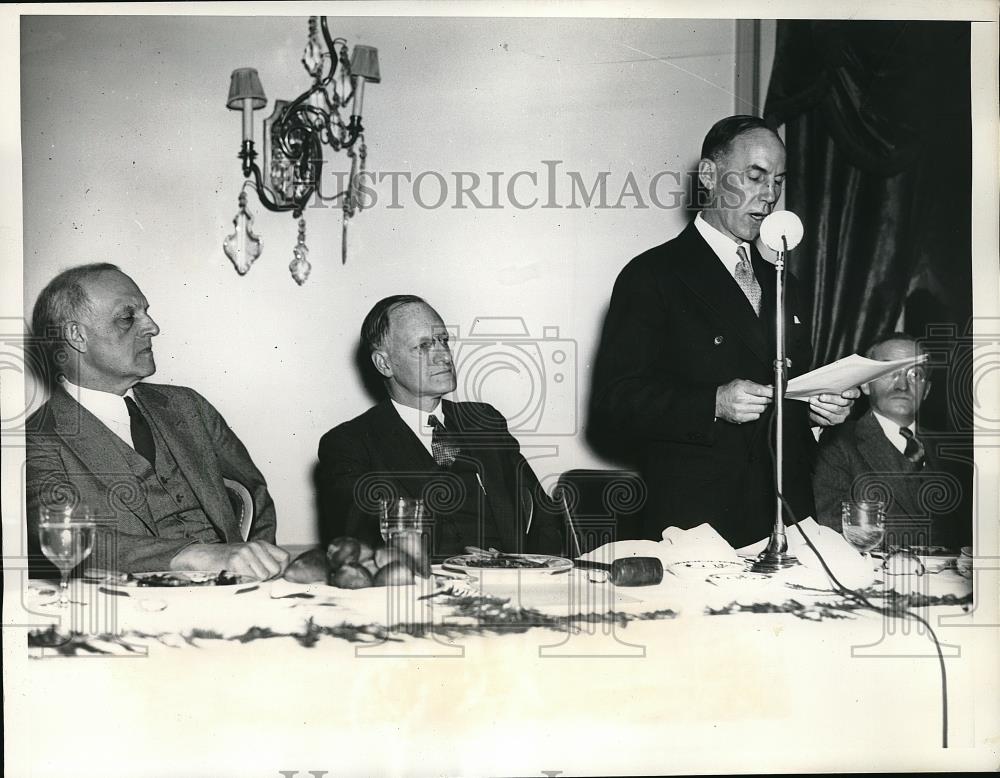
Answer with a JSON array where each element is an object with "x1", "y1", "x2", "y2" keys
[{"x1": 5, "y1": 543, "x2": 998, "y2": 777}]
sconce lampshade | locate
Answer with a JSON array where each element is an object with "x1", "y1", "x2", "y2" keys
[
  {"x1": 349, "y1": 46, "x2": 381, "y2": 83},
  {"x1": 227, "y1": 68, "x2": 268, "y2": 110}
]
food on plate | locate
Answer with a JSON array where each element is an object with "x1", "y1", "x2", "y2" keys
[
  {"x1": 121, "y1": 571, "x2": 240, "y2": 587},
  {"x1": 329, "y1": 562, "x2": 375, "y2": 589},
  {"x1": 282, "y1": 547, "x2": 328, "y2": 584},
  {"x1": 374, "y1": 560, "x2": 416, "y2": 586},
  {"x1": 326, "y1": 537, "x2": 362, "y2": 569},
  {"x1": 460, "y1": 555, "x2": 562, "y2": 569}
]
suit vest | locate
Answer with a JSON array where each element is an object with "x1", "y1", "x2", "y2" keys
[
  {"x1": 880, "y1": 444, "x2": 935, "y2": 549},
  {"x1": 108, "y1": 417, "x2": 221, "y2": 544}
]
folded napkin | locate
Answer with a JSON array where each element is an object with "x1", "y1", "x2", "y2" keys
[
  {"x1": 579, "y1": 523, "x2": 741, "y2": 568},
  {"x1": 760, "y1": 517, "x2": 875, "y2": 590},
  {"x1": 660, "y1": 523, "x2": 742, "y2": 563}
]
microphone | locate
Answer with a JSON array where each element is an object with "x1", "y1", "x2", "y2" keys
[{"x1": 759, "y1": 210, "x2": 804, "y2": 252}]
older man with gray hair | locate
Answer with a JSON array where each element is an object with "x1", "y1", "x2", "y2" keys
[
  {"x1": 26, "y1": 263, "x2": 288, "y2": 579},
  {"x1": 812, "y1": 333, "x2": 971, "y2": 550},
  {"x1": 317, "y1": 294, "x2": 564, "y2": 557}
]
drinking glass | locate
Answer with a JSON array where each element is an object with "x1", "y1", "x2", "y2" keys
[
  {"x1": 841, "y1": 500, "x2": 886, "y2": 561},
  {"x1": 37, "y1": 506, "x2": 97, "y2": 607},
  {"x1": 378, "y1": 498, "x2": 431, "y2": 577}
]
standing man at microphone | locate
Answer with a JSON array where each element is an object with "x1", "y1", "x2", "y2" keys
[{"x1": 591, "y1": 115, "x2": 857, "y2": 548}]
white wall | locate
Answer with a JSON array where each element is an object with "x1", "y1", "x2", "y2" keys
[{"x1": 22, "y1": 15, "x2": 738, "y2": 544}]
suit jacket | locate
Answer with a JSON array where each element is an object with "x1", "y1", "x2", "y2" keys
[
  {"x1": 26, "y1": 383, "x2": 277, "y2": 575},
  {"x1": 316, "y1": 399, "x2": 564, "y2": 555},
  {"x1": 591, "y1": 221, "x2": 817, "y2": 548},
  {"x1": 812, "y1": 409, "x2": 971, "y2": 550}
]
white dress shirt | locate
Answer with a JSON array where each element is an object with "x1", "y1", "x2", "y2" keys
[
  {"x1": 694, "y1": 211, "x2": 753, "y2": 279},
  {"x1": 390, "y1": 398, "x2": 446, "y2": 457},
  {"x1": 871, "y1": 410, "x2": 915, "y2": 455},
  {"x1": 60, "y1": 378, "x2": 139, "y2": 451}
]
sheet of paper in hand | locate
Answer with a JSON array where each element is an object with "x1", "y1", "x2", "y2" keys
[{"x1": 785, "y1": 352, "x2": 928, "y2": 400}]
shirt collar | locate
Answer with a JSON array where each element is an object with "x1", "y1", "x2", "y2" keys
[
  {"x1": 871, "y1": 410, "x2": 915, "y2": 453},
  {"x1": 60, "y1": 377, "x2": 136, "y2": 419},
  {"x1": 390, "y1": 398, "x2": 445, "y2": 444},
  {"x1": 694, "y1": 211, "x2": 752, "y2": 276}
]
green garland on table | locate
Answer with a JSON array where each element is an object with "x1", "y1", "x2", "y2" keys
[
  {"x1": 26, "y1": 587, "x2": 971, "y2": 653},
  {"x1": 27, "y1": 589, "x2": 678, "y2": 653},
  {"x1": 707, "y1": 590, "x2": 973, "y2": 620}
]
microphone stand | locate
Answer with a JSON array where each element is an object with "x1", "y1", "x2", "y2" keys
[{"x1": 752, "y1": 235, "x2": 799, "y2": 573}]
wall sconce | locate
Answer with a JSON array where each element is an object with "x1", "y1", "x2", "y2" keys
[{"x1": 223, "y1": 16, "x2": 380, "y2": 284}]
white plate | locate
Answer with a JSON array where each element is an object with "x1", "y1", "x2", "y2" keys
[
  {"x1": 101, "y1": 570, "x2": 261, "y2": 595},
  {"x1": 707, "y1": 571, "x2": 772, "y2": 586},
  {"x1": 666, "y1": 560, "x2": 747, "y2": 580},
  {"x1": 442, "y1": 554, "x2": 573, "y2": 578},
  {"x1": 889, "y1": 546, "x2": 959, "y2": 573}
]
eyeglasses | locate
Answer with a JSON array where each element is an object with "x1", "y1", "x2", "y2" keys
[{"x1": 878, "y1": 366, "x2": 929, "y2": 384}]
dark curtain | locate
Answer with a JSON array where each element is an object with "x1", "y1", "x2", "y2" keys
[{"x1": 764, "y1": 21, "x2": 972, "y2": 432}]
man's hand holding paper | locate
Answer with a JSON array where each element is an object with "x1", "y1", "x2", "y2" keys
[{"x1": 808, "y1": 388, "x2": 861, "y2": 427}]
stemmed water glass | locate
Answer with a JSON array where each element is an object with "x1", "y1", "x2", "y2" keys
[
  {"x1": 841, "y1": 500, "x2": 886, "y2": 564},
  {"x1": 37, "y1": 506, "x2": 97, "y2": 607}
]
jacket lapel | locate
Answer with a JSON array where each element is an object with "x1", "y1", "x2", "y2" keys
[
  {"x1": 370, "y1": 400, "x2": 435, "y2": 498},
  {"x1": 49, "y1": 387, "x2": 158, "y2": 533},
  {"x1": 133, "y1": 384, "x2": 240, "y2": 542},
  {"x1": 444, "y1": 400, "x2": 519, "y2": 551},
  {"x1": 670, "y1": 223, "x2": 770, "y2": 366}
]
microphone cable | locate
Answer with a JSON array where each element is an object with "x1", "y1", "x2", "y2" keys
[{"x1": 764, "y1": 407, "x2": 951, "y2": 748}]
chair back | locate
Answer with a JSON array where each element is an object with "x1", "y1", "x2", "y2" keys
[
  {"x1": 223, "y1": 478, "x2": 255, "y2": 541},
  {"x1": 553, "y1": 469, "x2": 646, "y2": 556}
]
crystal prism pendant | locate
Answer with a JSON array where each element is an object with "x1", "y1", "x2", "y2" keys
[
  {"x1": 302, "y1": 18, "x2": 324, "y2": 78},
  {"x1": 223, "y1": 189, "x2": 262, "y2": 276},
  {"x1": 288, "y1": 218, "x2": 311, "y2": 285}
]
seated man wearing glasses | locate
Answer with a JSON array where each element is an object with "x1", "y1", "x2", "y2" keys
[
  {"x1": 812, "y1": 333, "x2": 971, "y2": 550},
  {"x1": 317, "y1": 295, "x2": 563, "y2": 557}
]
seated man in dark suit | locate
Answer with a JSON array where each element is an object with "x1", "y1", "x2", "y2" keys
[
  {"x1": 317, "y1": 295, "x2": 563, "y2": 557},
  {"x1": 27, "y1": 263, "x2": 289, "y2": 579},
  {"x1": 813, "y1": 333, "x2": 971, "y2": 550}
]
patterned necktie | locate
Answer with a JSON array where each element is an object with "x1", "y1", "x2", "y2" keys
[
  {"x1": 428, "y1": 414, "x2": 459, "y2": 468},
  {"x1": 899, "y1": 427, "x2": 925, "y2": 467},
  {"x1": 124, "y1": 396, "x2": 157, "y2": 467},
  {"x1": 734, "y1": 244, "x2": 762, "y2": 316}
]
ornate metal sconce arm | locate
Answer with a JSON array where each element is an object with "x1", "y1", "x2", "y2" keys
[
  {"x1": 237, "y1": 140, "x2": 314, "y2": 218},
  {"x1": 226, "y1": 15, "x2": 378, "y2": 279}
]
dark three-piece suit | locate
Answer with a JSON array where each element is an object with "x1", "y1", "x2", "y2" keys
[{"x1": 592, "y1": 221, "x2": 817, "y2": 548}]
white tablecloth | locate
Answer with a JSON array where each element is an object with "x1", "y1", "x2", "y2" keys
[{"x1": 6, "y1": 560, "x2": 997, "y2": 776}]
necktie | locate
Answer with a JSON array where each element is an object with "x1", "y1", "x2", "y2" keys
[
  {"x1": 124, "y1": 396, "x2": 157, "y2": 467},
  {"x1": 734, "y1": 244, "x2": 762, "y2": 316},
  {"x1": 428, "y1": 414, "x2": 459, "y2": 468},
  {"x1": 899, "y1": 427, "x2": 925, "y2": 467}
]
